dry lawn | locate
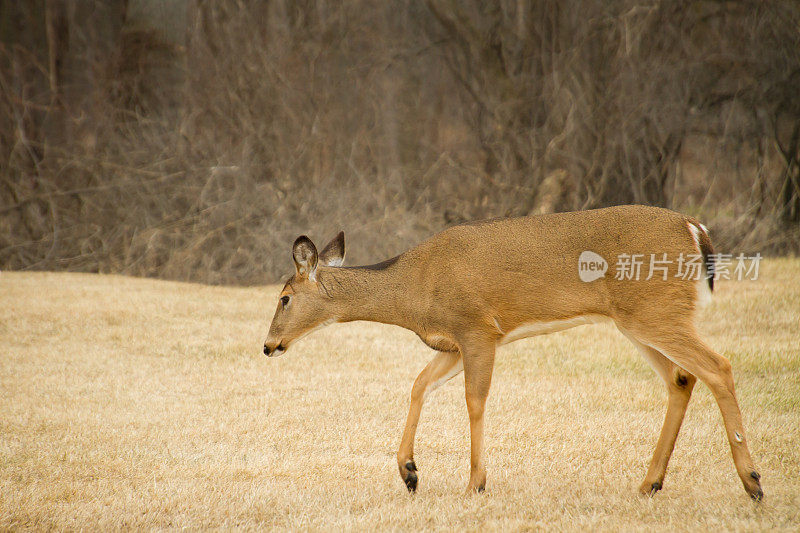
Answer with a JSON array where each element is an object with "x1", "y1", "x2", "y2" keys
[{"x1": 1, "y1": 261, "x2": 799, "y2": 530}]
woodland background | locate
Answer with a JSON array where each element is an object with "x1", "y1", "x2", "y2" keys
[{"x1": 2, "y1": 0, "x2": 799, "y2": 285}]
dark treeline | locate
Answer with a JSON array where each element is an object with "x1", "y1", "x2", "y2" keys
[{"x1": 1, "y1": 0, "x2": 799, "y2": 284}]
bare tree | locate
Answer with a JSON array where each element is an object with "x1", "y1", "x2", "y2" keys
[{"x1": 1, "y1": 0, "x2": 798, "y2": 284}]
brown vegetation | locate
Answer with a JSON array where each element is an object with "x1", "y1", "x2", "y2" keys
[{"x1": 1, "y1": 1, "x2": 799, "y2": 284}]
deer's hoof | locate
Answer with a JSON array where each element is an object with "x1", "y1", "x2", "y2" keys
[
  {"x1": 747, "y1": 472, "x2": 763, "y2": 502},
  {"x1": 638, "y1": 480, "x2": 662, "y2": 497},
  {"x1": 404, "y1": 471, "x2": 418, "y2": 492},
  {"x1": 465, "y1": 484, "x2": 485, "y2": 494},
  {"x1": 401, "y1": 460, "x2": 417, "y2": 492}
]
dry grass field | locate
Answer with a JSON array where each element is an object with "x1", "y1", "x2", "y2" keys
[{"x1": 1, "y1": 260, "x2": 799, "y2": 530}]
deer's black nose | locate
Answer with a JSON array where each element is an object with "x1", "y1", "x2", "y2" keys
[{"x1": 263, "y1": 341, "x2": 285, "y2": 357}]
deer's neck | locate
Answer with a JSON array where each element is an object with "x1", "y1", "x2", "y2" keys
[{"x1": 318, "y1": 262, "x2": 419, "y2": 330}]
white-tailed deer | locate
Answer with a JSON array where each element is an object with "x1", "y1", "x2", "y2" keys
[{"x1": 263, "y1": 205, "x2": 762, "y2": 500}]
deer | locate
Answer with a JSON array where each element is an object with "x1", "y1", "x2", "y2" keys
[{"x1": 262, "y1": 205, "x2": 763, "y2": 500}]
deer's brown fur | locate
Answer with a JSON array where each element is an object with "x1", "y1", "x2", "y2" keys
[{"x1": 263, "y1": 205, "x2": 762, "y2": 500}]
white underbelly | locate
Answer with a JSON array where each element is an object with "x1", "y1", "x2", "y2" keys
[{"x1": 498, "y1": 314, "x2": 611, "y2": 345}]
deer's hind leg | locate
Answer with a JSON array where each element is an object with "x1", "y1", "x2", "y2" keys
[
  {"x1": 622, "y1": 321, "x2": 763, "y2": 501},
  {"x1": 397, "y1": 350, "x2": 462, "y2": 492},
  {"x1": 624, "y1": 333, "x2": 697, "y2": 495}
]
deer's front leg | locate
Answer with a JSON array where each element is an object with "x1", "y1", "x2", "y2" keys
[
  {"x1": 397, "y1": 350, "x2": 462, "y2": 492},
  {"x1": 462, "y1": 340, "x2": 496, "y2": 493}
]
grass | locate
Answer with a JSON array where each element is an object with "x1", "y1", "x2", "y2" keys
[{"x1": 1, "y1": 259, "x2": 799, "y2": 530}]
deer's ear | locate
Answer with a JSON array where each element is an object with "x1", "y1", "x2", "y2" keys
[
  {"x1": 292, "y1": 236, "x2": 318, "y2": 280},
  {"x1": 319, "y1": 231, "x2": 345, "y2": 267}
]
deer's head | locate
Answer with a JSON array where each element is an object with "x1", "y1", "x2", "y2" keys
[{"x1": 263, "y1": 232, "x2": 345, "y2": 357}]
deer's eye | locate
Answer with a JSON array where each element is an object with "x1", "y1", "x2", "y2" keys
[{"x1": 280, "y1": 295, "x2": 291, "y2": 308}]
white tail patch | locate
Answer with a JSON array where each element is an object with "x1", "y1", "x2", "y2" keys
[
  {"x1": 687, "y1": 221, "x2": 712, "y2": 309},
  {"x1": 687, "y1": 222, "x2": 703, "y2": 251},
  {"x1": 695, "y1": 273, "x2": 712, "y2": 308}
]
